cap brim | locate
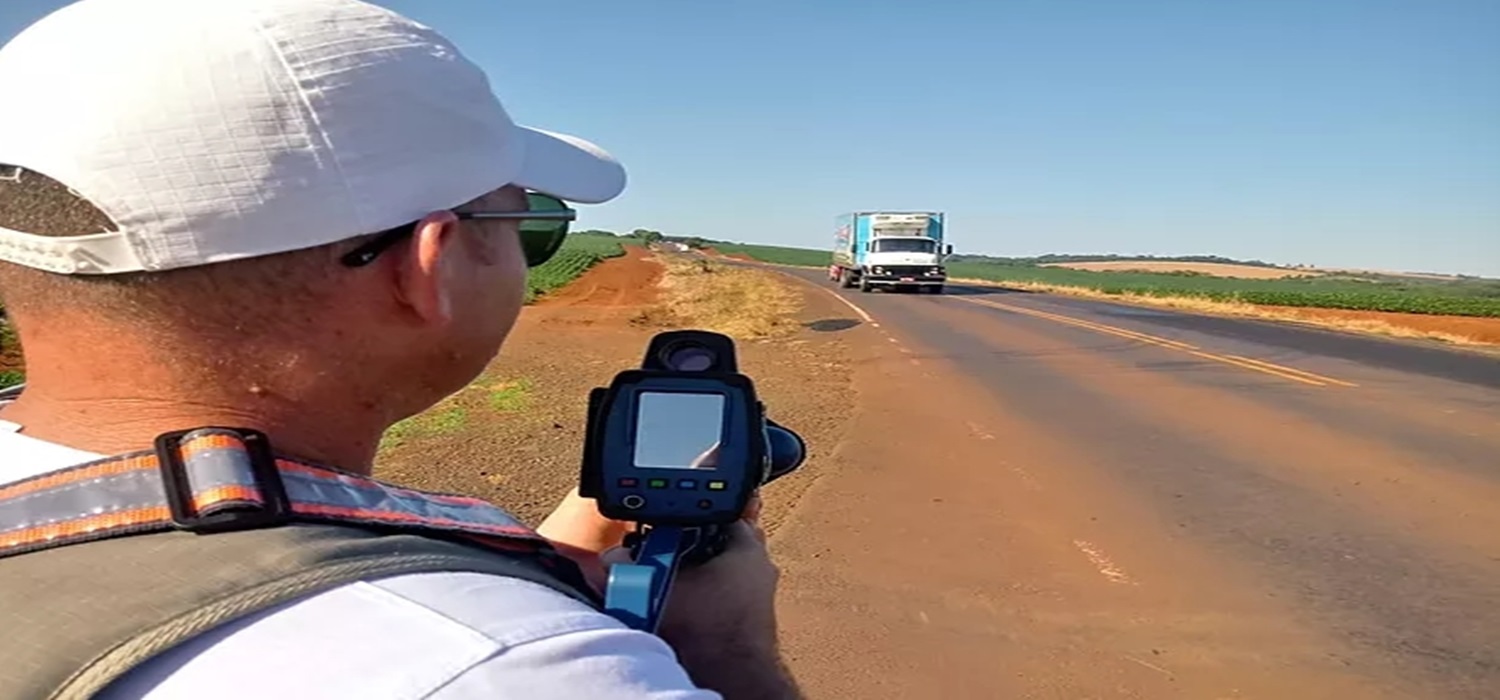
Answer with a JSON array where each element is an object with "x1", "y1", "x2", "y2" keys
[{"x1": 513, "y1": 126, "x2": 626, "y2": 205}]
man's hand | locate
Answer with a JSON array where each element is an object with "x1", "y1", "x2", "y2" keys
[
  {"x1": 654, "y1": 515, "x2": 800, "y2": 698},
  {"x1": 538, "y1": 489, "x2": 800, "y2": 697},
  {"x1": 536, "y1": 487, "x2": 634, "y2": 592},
  {"x1": 613, "y1": 496, "x2": 800, "y2": 698}
]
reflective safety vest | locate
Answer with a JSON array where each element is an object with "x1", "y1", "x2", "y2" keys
[{"x1": 0, "y1": 426, "x2": 601, "y2": 700}]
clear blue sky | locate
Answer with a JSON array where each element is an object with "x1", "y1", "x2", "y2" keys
[{"x1": 4, "y1": 1, "x2": 1497, "y2": 276}]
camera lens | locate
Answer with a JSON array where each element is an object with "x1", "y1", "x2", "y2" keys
[{"x1": 663, "y1": 343, "x2": 716, "y2": 372}]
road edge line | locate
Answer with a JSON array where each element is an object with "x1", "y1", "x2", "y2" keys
[{"x1": 769, "y1": 269, "x2": 880, "y2": 327}]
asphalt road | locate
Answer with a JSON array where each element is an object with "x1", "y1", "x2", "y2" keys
[{"x1": 764, "y1": 269, "x2": 1500, "y2": 700}]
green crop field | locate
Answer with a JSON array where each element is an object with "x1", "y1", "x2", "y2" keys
[
  {"x1": 713, "y1": 242, "x2": 1500, "y2": 318},
  {"x1": 945, "y1": 262, "x2": 1500, "y2": 317},
  {"x1": 525, "y1": 232, "x2": 628, "y2": 302}
]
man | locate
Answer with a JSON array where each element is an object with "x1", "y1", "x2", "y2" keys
[{"x1": 0, "y1": 0, "x2": 799, "y2": 698}]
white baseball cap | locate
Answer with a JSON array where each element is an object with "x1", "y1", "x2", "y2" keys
[{"x1": 0, "y1": 0, "x2": 626, "y2": 275}]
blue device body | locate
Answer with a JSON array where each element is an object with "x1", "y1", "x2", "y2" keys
[
  {"x1": 579, "y1": 370, "x2": 768, "y2": 632},
  {"x1": 579, "y1": 331, "x2": 805, "y2": 634},
  {"x1": 580, "y1": 371, "x2": 766, "y2": 526}
]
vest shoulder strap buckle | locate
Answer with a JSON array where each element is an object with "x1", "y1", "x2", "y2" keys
[{"x1": 155, "y1": 427, "x2": 292, "y2": 533}]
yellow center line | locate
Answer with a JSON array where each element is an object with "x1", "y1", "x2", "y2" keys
[
  {"x1": 995, "y1": 303, "x2": 1201, "y2": 351},
  {"x1": 954, "y1": 297, "x2": 1358, "y2": 389},
  {"x1": 1222, "y1": 354, "x2": 1361, "y2": 388},
  {"x1": 1184, "y1": 350, "x2": 1328, "y2": 386}
]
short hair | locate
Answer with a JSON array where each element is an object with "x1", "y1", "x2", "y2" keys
[
  {"x1": 0, "y1": 164, "x2": 114, "y2": 237},
  {"x1": 0, "y1": 167, "x2": 352, "y2": 336}
]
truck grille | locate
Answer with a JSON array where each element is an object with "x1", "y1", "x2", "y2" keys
[{"x1": 879, "y1": 265, "x2": 938, "y2": 277}]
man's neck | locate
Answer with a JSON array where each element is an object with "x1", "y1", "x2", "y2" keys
[{"x1": 0, "y1": 383, "x2": 388, "y2": 473}]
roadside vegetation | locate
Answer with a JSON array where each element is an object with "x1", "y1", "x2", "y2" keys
[
  {"x1": 641, "y1": 255, "x2": 805, "y2": 340},
  {"x1": 0, "y1": 322, "x2": 20, "y2": 390},
  {"x1": 379, "y1": 375, "x2": 534, "y2": 453}
]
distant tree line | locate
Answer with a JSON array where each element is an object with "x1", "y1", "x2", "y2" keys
[
  {"x1": 575, "y1": 228, "x2": 716, "y2": 251},
  {"x1": 945, "y1": 252, "x2": 1285, "y2": 268}
]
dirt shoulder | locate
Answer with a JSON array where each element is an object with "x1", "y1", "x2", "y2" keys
[{"x1": 373, "y1": 248, "x2": 861, "y2": 533}]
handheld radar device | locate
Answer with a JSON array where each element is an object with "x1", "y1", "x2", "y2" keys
[{"x1": 579, "y1": 330, "x2": 805, "y2": 632}]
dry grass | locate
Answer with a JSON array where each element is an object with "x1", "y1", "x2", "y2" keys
[
  {"x1": 1041, "y1": 261, "x2": 1316, "y2": 279},
  {"x1": 953, "y1": 277, "x2": 1498, "y2": 348},
  {"x1": 641, "y1": 255, "x2": 804, "y2": 340}
]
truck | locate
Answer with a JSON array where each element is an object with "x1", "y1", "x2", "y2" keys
[{"x1": 827, "y1": 211, "x2": 951, "y2": 294}]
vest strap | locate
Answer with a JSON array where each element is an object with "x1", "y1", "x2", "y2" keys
[
  {"x1": 0, "y1": 425, "x2": 606, "y2": 700},
  {"x1": 0, "y1": 426, "x2": 547, "y2": 559}
]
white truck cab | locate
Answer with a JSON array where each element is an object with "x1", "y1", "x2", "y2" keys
[{"x1": 829, "y1": 211, "x2": 951, "y2": 293}]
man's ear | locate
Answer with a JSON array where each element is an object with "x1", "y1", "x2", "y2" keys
[{"x1": 392, "y1": 210, "x2": 462, "y2": 325}]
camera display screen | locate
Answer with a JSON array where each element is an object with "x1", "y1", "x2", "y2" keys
[{"x1": 633, "y1": 391, "x2": 725, "y2": 470}]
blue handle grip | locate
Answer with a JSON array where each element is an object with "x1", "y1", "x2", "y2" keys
[{"x1": 603, "y1": 526, "x2": 686, "y2": 633}]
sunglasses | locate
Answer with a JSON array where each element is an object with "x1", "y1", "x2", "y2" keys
[{"x1": 340, "y1": 192, "x2": 577, "y2": 269}]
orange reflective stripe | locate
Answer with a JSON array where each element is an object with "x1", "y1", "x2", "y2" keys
[
  {"x1": 197, "y1": 484, "x2": 265, "y2": 507},
  {"x1": 180, "y1": 432, "x2": 246, "y2": 458},
  {"x1": 0, "y1": 428, "x2": 546, "y2": 560},
  {"x1": 3, "y1": 505, "x2": 170, "y2": 549}
]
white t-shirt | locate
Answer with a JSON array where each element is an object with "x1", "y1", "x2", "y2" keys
[{"x1": 0, "y1": 424, "x2": 719, "y2": 699}]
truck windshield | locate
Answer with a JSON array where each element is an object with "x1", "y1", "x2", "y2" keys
[{"x1": 874, "y1": 238, "x2": 935, "y2": 253}]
